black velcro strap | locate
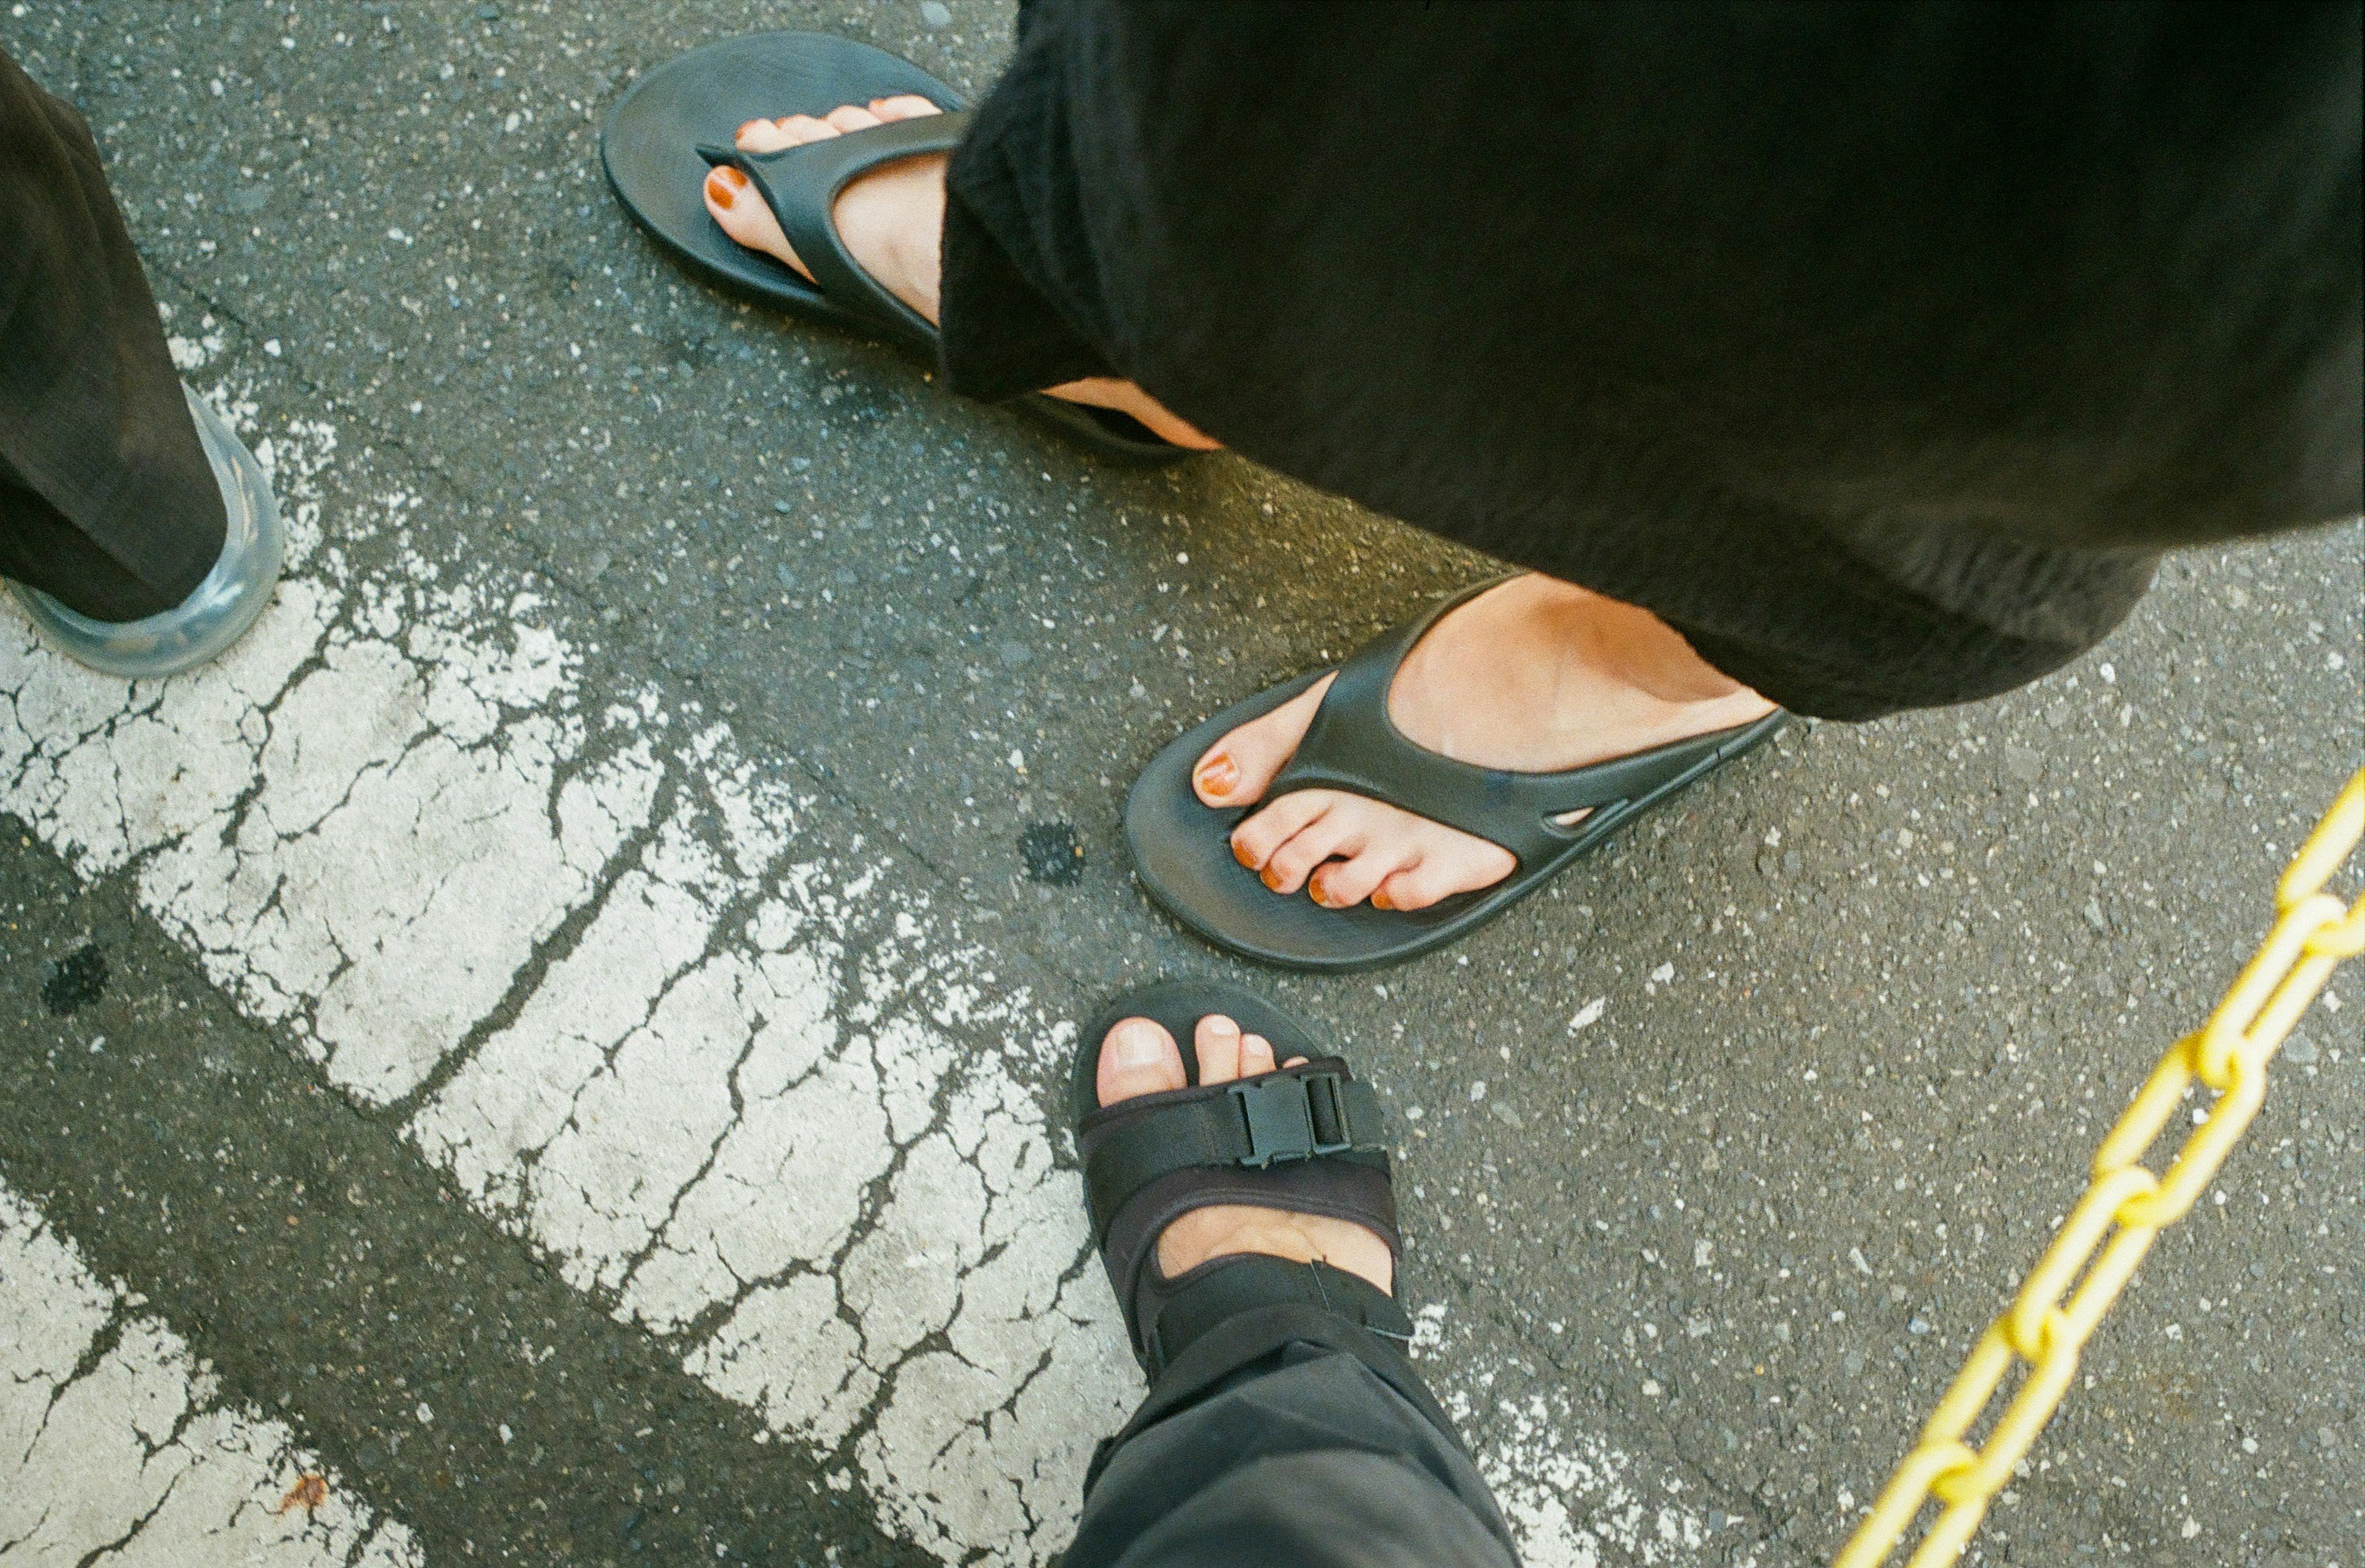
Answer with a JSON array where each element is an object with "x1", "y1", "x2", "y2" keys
[{"x1": 1085, "y1": 1070, "x2": 1388, "y2": 1240}]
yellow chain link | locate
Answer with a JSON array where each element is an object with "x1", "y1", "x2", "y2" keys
[{"x1": 1834, "y1": 767, "x2": 2364, "y2": 1568}]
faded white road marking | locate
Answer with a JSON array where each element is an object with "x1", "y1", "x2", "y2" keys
[
  {"x1": 2, "y1": 387, "x2": 1731, "y2": 1565},
  {"x1": 0, "y1": 1178, "x2": 424, "y2": 1567}
]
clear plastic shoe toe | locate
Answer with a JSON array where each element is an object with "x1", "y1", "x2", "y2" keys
[{"x1": 6, "y1": 382, "x2": 286, "y2": 679}]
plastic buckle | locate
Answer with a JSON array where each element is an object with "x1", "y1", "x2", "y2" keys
[{"x1": 1229, "y1": 1073, "x2": 1353, "y2": 1168}]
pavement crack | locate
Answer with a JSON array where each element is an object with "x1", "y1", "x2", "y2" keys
[
  {"x1": 20, "y1": 1294, "x2": 132, "y2": 1468},
  {"x1": 68, "y1": 1465, "x2": 184, "y2": 1568},
  {"x1": 0, "y1": 1507, "x2": 52, "y2": 1556},
  {"x1": 612, "y1": 993, "x2": 765, "y2": 1295},
  {"x1": 381, "y1": 766, "x2": 684, "y2": 1125}
]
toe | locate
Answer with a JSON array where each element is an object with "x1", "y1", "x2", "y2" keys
[
  {"x1": 703, "y1": 166, "x2": 805, "y2": 274},
  {"x1": 1308, "y1": 842, "x2": 1413, "y2": 910},
  {"x1": 1096, "y1": 1017, "x2": 1187, "y2": 1108},
  {"x1": 1372, "y1": 841, "x2": 1512, "y2": 911},
  {"x1": 822, "y1": 103, "x2": 884, "y2": 134},
  {"x1": 1194, "y1": 674, "x2": 1335, "y2": 806},
  {"x1": 734, "y1": 117, "x2": 796, "y2": 152},
  {"x1": 772, "y1": 113, "x2": 838, "y2": 145},
  {"x1": 1259, "y1": 810, "x2": 1361, "y2": 897},
  {"x1": 869, "y1": 94, "x2": 943, "y2": 121},
  {"x1": 1228, "y1": 791, "x2": 1328, "y2": 875},
  {"x1": 1239, "y1": 1032, "x2": 1278, "y2": 1077},
  {"x1": 1194, "y1": 1014, "x2": 1244, "y2": 1085}
]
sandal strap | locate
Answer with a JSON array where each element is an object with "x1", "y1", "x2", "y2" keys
[
  {"x1": 1268, "y1": 578, "x2": 1772, "y2": 869},
  {"x1": 1146, "y1": 1256, "x2": 1413, "y2": 1379},
  {"x1": 697, "y1": 111, "x2": 971, "y2": 358},
  {"x1": 1081, "y1": 1061, "x2": 1389, "y2": 1241}
]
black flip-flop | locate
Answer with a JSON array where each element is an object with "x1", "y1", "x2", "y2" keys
[
  {"x1": 1073, "y1": 980, "x2": 1409, "y2": 1380},
  {"x1": 600, "y1": 31, "x2": 1189, "y2": 463},
  {"x1": 1125, "y1": 580, "x2": 1789, "y2": 971}
]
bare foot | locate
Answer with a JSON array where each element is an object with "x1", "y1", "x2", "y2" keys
[
  {"x1": 1095, "y1": 1012, "x2": 1393, "y2": 1294},
  {"x1": 701, "y1": 97, "x2": 1220, "y2": 450},
  {"x1": 1194, "y1": 575, "x2": 1778, "y2": 911}
]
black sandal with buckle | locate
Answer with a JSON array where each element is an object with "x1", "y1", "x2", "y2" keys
[{"x1": 1073, "y1": 979, "x2": 1411, "y2": 1380}]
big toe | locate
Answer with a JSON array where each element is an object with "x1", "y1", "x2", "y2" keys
[
  {"x1": 1193, "y1": 673, "x2": 1335, "y2": 807},
  {"x1": 703, "y1": 164, "x2": 803, "y2": 273},
  {"x1": 1097, "y1": 1017, "x2": 1189, "y2": 1107}
]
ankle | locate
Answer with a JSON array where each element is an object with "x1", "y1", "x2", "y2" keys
[{"x1": 1540, "y1": 586, "x2": 1756, "y2": 709}]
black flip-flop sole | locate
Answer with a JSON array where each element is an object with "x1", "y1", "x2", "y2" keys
[
  {"x1": 1125, "y1": 679, "x2": 1786, "y2": 972},
  {"x1": 1070, "y1": 979, "x2": 1328, "y2": 1130},
  {"x1": 603, "y1": 32, "x2": 956, "y2": 323},
  {"x1": 600, "y1": 31, "x2": 1189, "y2": 464}
]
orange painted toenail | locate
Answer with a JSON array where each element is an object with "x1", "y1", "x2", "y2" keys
[
  {"x1": 1232, "y1": 839, "x2": 1258, "y2": 870},
  {"x1": 1260, "y1": 867, "x2": 1284, "y2": 892},
  {"x1": 1370, "y1": 888, "x2": 1393, "y2": 911},
  {"x1": 1197, "y1": 754, "x2": 1237, "y2": 797},
  {"x1": 706, "y1": 166, "x2": 747, "y2": 208}
]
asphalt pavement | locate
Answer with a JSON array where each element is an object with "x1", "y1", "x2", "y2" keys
[{"x1": 2, "y1": 4, "x2": 2360, "y2": 1567}]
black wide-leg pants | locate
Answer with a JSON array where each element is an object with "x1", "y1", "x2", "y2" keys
[
  {"x1": 1066, "y1": 1306, "x2": 1519, "y2": 1568},
  {"x1": 939, "y1": 1, "x2": 2361, "y2": 720},
  {"x1": 1, "y1": 46, "x2": 222, "y2": 621}
]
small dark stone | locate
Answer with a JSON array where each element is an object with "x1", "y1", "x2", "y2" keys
[
  {"x1": 1019, "y1": 822, "x2": 1084, "y2": 885},
  {"x1": 41, "y1": 943, "x2": 108, "y2": 1016}
]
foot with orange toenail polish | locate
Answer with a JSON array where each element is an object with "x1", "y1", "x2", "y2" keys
[
  {"x1": 601, "y1": 34, "x2": 1217, "y2": 460},
  {"x1": 1126, "y1": 574, "x2": 1785, "y2": 970}
]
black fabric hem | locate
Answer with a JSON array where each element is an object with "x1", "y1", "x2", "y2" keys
[
  {"x1": 923, "y1": 0, "x2": 2354, "y2": 719},
  {"x1": 1084, "y1": 1302, "x2": 1466, "y2": 1498},
  {"x1": 935, "y1": 0, "x2": 1122, "y2": 401},
  {"x1": 937, "y1": 172, "x2": 1119, "y2": 399}
]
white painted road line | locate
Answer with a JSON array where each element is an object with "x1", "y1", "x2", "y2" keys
[
  {"x1": 1, "y1": 382, "x2": 1740, "y2": 1566},
  {"x1": 0, "y1": 1177, "x2": 425, "y2": 1568}
]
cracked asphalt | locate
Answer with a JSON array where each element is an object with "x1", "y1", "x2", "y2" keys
[{"x1": 2, "y1": 4, "x2": 2360, "y2": 1567}]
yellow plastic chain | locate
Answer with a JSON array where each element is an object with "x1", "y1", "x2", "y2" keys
[{"x1": 1835, "y1": 767, "x2": 2364, "y2": 1568}]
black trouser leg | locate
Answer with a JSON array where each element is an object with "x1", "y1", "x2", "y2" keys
[
  {"x1": 1065, "y1": 1305, "x2": 1520, "y2": 1568},
  {"x1": 0, "y1": 46, "x2": 224, "y2": 621},
  {"x1": 940, "y1": 2, "x2": 2358, "y2": 721}
]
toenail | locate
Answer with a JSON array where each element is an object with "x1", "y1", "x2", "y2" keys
[
  {"x1": 1197, "y1": 753, "x2": 1238, "y2": 796},
  {"x1": 706, "y1": 166, "x2": 747, "y2": 208},
  {"x1": 1110, "y1": 1024, "x2": 1166, "y2": 1070},
  {"x1": 1370, "y1": 887, "x2": 1393, "y2": 911},
  {"x1": 1232, "y1": 838, "x2": 1259, "y2": 870},
  {"x1": 1205, "y1": 1015, "x2": 1239, "y2": 1039},
  {"x1": 736, "y1": 118, "x2": 769, "y2": 140},
  {"x1": 1308, "y1": 873, "x2": 1333, "y2": 907}
]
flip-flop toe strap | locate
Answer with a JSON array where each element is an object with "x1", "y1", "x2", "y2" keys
[
  {"x1": 1268, "y1": 580, "x2": 1775, "y2": 870},
  {"x1": 698, "y1": 111, "x2": 969, "y2": 357}
]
